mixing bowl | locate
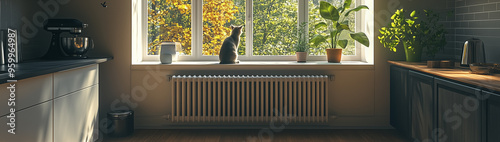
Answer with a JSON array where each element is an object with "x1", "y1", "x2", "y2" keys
[{"x1": 60, "y1": 37, "x2": 93, "y2": 57}]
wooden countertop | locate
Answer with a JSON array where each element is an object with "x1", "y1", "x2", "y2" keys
[{"x1": 388, "y1": 61, "x2": 500, "y2": 93}]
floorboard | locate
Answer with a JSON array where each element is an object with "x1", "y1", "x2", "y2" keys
[{"x1": 102, "y1": 129, "x2": 411, "y2": 142}]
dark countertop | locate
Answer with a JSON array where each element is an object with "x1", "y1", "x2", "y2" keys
[
  {"x1": 0, "y1": 57, "x2": 112, "y2": 84},
  {"x1": 388, "y1": 61, "x2": 500, "y2": 93}
]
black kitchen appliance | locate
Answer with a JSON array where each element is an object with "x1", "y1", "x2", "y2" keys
[{"x1": 42, "y1": 19, "x2": 93, "y2": 59}]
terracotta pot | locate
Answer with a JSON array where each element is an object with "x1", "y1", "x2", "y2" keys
[
  {"x1": 296, "y1": 52, "x2": 307, "y2": 62},
  {"x1": 326, "y1": 48, "x2": 342, "y2": 63}
]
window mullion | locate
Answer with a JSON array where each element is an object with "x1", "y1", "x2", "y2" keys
[
  {"x1": 245, "y1": 0, "x2": 253, "y2": 57},
  {"x1": 192, "y1": 0, "x2": 203, "y2": 60},
  {"x1": 298, "y1": 0, "x2": 308, "y2": 49}
]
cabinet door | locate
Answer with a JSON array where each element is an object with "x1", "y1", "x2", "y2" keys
[
  {"x1": 485, "y1": 91, "x2": 500, "y2": 142},
  {"x1": 435, "y1": 78, "x2": 482, "y2": 142},
  {"x1": 0, "y1": 101, "x2": 53, "y2": 142},
  {"x1": 54, "y1": 64, "x2": 98, "y2": 98},
  {"x1": 54, "y1": 85, "x2": 98, "y2": 142},
  {"x1": 409, "y1": 71, "x2": 434, "y2": 141},
  {"x1": 390, "y1": 66, "x2": 410, "y2": 137},
  {"x1": 0, "y1": 74, "x2": 52, "y2": 116}
]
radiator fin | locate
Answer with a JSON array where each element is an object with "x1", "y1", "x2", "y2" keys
[{"x1": 171, "y1": 75, "x2": 329, "y2": 123}]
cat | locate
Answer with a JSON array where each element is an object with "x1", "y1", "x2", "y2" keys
[{"x1": 219, "y1": 25, "x2": 243, "y2": 64}]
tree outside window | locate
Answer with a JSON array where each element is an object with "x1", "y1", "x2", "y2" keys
[{"x1": 148, "y1": 0, "x2": 356, "y2": 56}]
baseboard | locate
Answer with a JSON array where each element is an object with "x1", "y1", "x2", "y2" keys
[{"x1": 134, "y1": 125, "x2": 394, "y2": 129}]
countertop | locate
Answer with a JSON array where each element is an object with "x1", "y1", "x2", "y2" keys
[
  {"x1": 0, "y1": 57, "x2": 112, "y2": 84},
  {"x1": 388, "y1": 61, "x2": 500, "y2": 93}
]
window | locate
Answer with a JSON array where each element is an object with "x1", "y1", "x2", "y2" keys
[
  {"x1": 136, "y1": 0, "x2": 369, "y2": 62},
  {"x1": 309, "y1": 0, "x2": 357, "y2": 56}
]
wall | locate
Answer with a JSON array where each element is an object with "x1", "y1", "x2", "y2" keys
[
  {"x1": 0, "y1": 0, "x2": 52, "y2": 60},
  {"x1": 451, "y1": 0, "x2": 500, "y2": 63}
]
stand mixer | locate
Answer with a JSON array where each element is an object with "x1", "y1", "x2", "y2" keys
[{"x1": 42, "y1": 19, "x2": 93, "y2": 59}]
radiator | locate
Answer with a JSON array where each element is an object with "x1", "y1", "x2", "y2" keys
[{"x1": 171, "y1": 75, "x2": 329, "y2": 123}]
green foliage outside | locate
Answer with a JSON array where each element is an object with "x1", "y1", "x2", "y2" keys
[{"x1": 148, "y1": 0, "x2": 359, "y2": 56}]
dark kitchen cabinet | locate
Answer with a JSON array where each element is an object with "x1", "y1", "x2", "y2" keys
[
  {"x1": 390, "y1": 66, "x2": 410, "y2": 137},
  {"x1": 485, "y1": 91, "x2": 500, "y2": 142},
  {"x1": 409, "y1": 71, "x2": 434, "y2": 141},
  {"x1": 435, "y1": 78, "x2": 482, "y2": 142}
]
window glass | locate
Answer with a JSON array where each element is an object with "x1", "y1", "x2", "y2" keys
[
  {"x1": 148, "y1": 0, "x2": 192, "y2": 55},
  {"x1": 252, "y1": 0, "x2": 298, "y2": 56},
  {"x1": 202, "y1": 0, "x2": 246, "y2": 56},
  {"x1": 309, "y1": 0, "x2": 356, "y2": 55}
]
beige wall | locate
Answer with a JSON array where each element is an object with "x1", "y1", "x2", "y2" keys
[{"x1": 5, "y1": 0, "x2": 447, "y2": 129}]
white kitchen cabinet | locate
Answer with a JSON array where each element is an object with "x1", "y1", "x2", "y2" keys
[
  {"x1": 0, "y1": 101, "x2": 53, "y2": 142},
  {"x1": 0, "y1": 63, "x2": 100, "y2": 142},
  {"x1": 53, "y1": 64, "x2": 98, "y2": 98},
  {"x1": 54, "y1": 85, "x2": 98, "y2": 142},
  {"x1": 0, "y1": 74, "x2": 53, "y2": 116}
]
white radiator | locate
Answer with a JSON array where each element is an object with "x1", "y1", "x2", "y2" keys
[{"x1": 171, "y1": 75, "x2": 329, "y2": 123}]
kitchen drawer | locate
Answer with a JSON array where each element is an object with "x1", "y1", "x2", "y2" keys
[
  {"x1": 0, "y1": 100, "x2": 53, "y2": 142},
  {"x1": 54, "y1": 64, "x2": 98, "y2": 98},
  {"x1": 54, "y1": 85, "x2": 98, "y2": 142},
  {"x1": 0, "y1": 74, "x2": 52, "y2": 116}
]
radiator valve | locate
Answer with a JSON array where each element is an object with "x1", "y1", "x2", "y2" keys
[{"x1": 162, "y1": 114, "x2": 171, "y2": 120}]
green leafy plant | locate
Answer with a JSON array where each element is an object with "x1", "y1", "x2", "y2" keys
[
  {"x1": 310, "y1": 0, "x2": 370, "y2": 49},
  {"x1": 294, "y1": 22, "x2": 309, "y2": 52},
  {"x1": 378, "y1": 9, "x2": 447, "y2": 57}
]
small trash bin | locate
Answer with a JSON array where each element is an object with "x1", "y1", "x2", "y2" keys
[{"x1": 107, "y1": 110, "x2": 134, "y2": 137}]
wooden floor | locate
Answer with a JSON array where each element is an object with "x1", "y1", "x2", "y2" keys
[{"x1": 102, "y1": 129, "x2": 411, "y2": 142}]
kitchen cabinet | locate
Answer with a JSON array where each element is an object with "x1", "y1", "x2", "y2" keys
[
  {"x1": 54, "y1": 85, "x2": 98, "y2": 142},
  {"x1": 53, "y1": 64, "x2": 98, "y2": 98},
  {"x1": 389, "y1": 62, "x2": 500, "y2": 142},
  {"x1": 435, "y1": 78, "x2": 482, "y2": 142},
  {"x1": 0, "y1": 64, "x2": 100, "y2": 142},
  {"x1": 53, "y1": 64, "x2": 99, "y2": 142},
  {"x1": 409, "y1": 71, "x2": 434, "y2": 141},
  {"x1": 0, "y1": 101, "x2": 53, "y2": 142},
  {"x1": 484, "y1": 91, "x2": 500, "y2": 142},
  {"x1": 0, "y1": 74, "x2": 53, "y2": 116},
  {"x1": 390, "y1": 66, "x2": 410, "y2": 137}
]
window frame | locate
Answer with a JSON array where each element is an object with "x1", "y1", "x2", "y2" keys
[{"x1": 135, "y1": 0, "x2": 366, "y2": 62}]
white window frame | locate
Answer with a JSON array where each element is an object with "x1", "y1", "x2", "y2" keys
[{"x1": 133, "y1": 0, "x2": 368, "y2": 62}]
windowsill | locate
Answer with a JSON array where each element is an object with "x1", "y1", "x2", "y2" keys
[
  {"x1": 131, "y1": 61, "x2": 374, "y2": 70},
  {"x1": 133, "y1": 60, "x2": 372, "y2": 65}
]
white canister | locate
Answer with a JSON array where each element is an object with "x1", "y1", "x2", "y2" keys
[{"x1": 160, "y1": 42, "x2": 178, "y2": 64}]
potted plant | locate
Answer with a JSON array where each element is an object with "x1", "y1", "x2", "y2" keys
[
  {"x1": 310, "y1": 0, "x2": 370, "y2": 63},
  {"x1": 294, "y1": 22, "x2": 309, "y2": 62},
  {"x1": 378, "y1": 9, "x2": 447, "y2": 62}
]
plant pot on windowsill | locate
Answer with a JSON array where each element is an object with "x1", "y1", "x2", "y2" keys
[
  {"x1": 326, "y1": 48, "x2": 342, "y2": 63},
  {"x1": 296, "y1": 52, "x2": 307, "y2": 62}
]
